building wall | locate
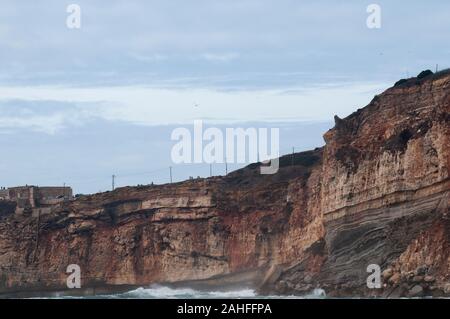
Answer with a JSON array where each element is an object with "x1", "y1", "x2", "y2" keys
[
  {"x1": 0, "y1": 188, "x2": 8, "y2": 200},
  {"x1": 0, "y1": 186, "x2": 73, "y2": 215},
  {"x1": 7, "y1": 187, "x2": 30, "y2": 199},
  {"x1": 32, "y1": 206, "x2": 54, "y2": 217},
  {"x1": 36, "y1": 187, "x2": 72, "y2": 200}
]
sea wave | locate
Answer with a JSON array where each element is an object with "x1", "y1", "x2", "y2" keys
[
  {"x1": 31, "y1": 284, "x2": 326, "y2": 299},
  {"x1": 114, "y1": 285, "x2": 257, "y2": 299},
  {"x1": 95, "y1": 285, "x2": 326, "y2": 299}
]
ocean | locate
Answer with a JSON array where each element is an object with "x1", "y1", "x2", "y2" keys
[{"x1": 42, "y1": 285, "x2": 327, "y2": 299}]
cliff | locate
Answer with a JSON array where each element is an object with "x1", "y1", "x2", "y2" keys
[{"x1": 0, "y1": 70, "x2": 449, "y2": 297}]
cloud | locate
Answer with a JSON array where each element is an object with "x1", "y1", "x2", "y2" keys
[
  {"x1": 0, "y1": 99, "x2": 104, "y2": 134},
  {"x1": 201, "y1": 52, "x2": 240, "y2": 62},
  {"x1": 0, "y1": 1, "x2": 448, "y2": 87},
  {"x1": 128, "y1": 52, "x2": 169, "y2": 63},
  {"x1": 0, "y1": 81, "x2": 389, "y2": 133}
]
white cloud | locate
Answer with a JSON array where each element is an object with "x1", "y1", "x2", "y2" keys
[
  {"x1": 0, "y1": 1, "x2": 446, "y2": 91},
  {"x1": 201, "y1": 52, "x2": 240, "y2": 62},
  {"x1": 128, "y1": 52, "x2": 169, "y2": 63},
  {"x1": 0, "y1": 81, "x2": 388, "y2": 133},
  {"x1": 0, "y1": 100, "x2": 103, "y2": 134}
]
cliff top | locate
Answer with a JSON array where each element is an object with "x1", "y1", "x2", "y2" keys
[{"x1": 323, "y1": 69, "x2": 450, "y2": 163}]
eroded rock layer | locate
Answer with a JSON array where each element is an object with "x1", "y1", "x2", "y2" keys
[{"x1": 0, "y1": 71, "x2": 449, "y2": 297}]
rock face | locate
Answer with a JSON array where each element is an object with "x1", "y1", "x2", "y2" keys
[{"x1": 0, "y1": 71, "x2": 449, "y2": 297}]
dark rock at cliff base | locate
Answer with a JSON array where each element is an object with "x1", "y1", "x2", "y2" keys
[
  {"x1": 424, "y1": 275, "x2": 435, "y2": 283},
  {"x1": 412, "y1": 276, "x2": 424, "y2": 283},
  {"x1": 385, "y1": 286, "x2": 403, "y2": 298},
  {"x1": 415, "y1": 266, "x2": 428, "y2": 276},
  {"x1": 408, "y1": 285, "x2": 424, "y2": 297}
]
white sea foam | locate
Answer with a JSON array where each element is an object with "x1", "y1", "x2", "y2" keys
[
  {"x1": 31, "y1": 284, "x2": 326, "y2": 299},
  {"x1": 116, "y1": 285, "x2": 257, "y2": 299},
  {"x1": 104, "y1": 285, "x2": 325, "y2": 299},
  {"x1": 312, "y1": 288, "x2": 326, "y2": 297}
]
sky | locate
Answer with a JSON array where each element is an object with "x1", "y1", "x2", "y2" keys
[{"x1": 0, "y1": 0, "x2": 449, "y2": 193}]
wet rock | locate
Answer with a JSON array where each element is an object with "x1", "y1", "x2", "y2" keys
[
  {"x1": 382, "y1": 268, "x2": 393, "y2": 280},
  {"x1": 386, "y1": 285, "x2": 407, "y2": 298},
  {"x1": 276, "y1": 281, "x2": 289, "y2": 294},
  {"x1": 303, "y1": 274, "x2": 313, "y2": 284},
  {"x1": 295, "y1": 283, "x2": 312, "y2": 292},
  {"x1": 406, "y1": 271, "x2": 415, "y2": 281},
  {"x1": 408, "y1": 285, "x2": 424, "y2": 297},
  {"x1": 389, "y1": 273, "x2": 401, "y2": 285},
  {"x1": 423, "y1": 275, "x2": 435, "y2": 283},
  {"x1": 412, "y1": 276, "x2": 423, "y2": 283},
  {"x1": 415, "y1": 266, "x2": 427, "y2": 276},
  {"x1": 444, "y1": 283, "x2": 450, "y2": 294}
]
